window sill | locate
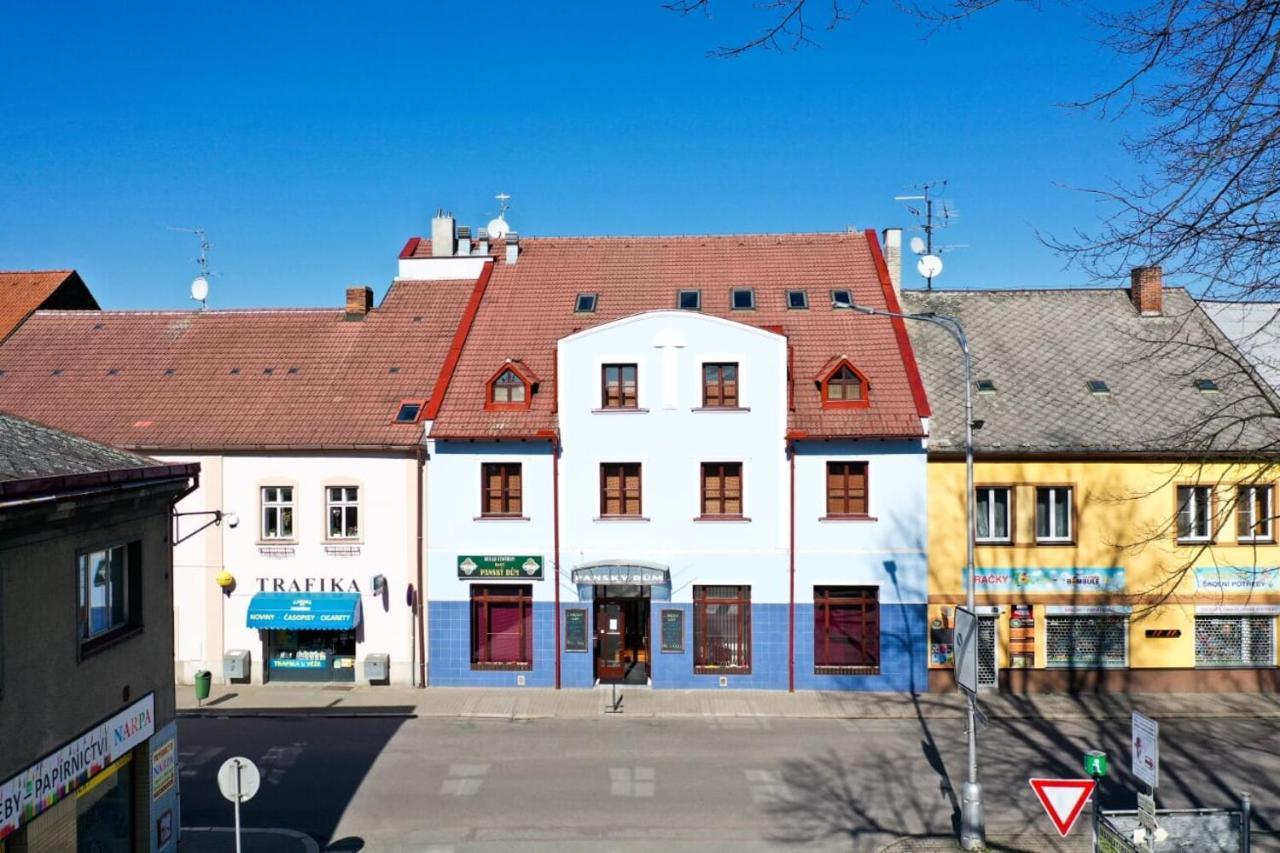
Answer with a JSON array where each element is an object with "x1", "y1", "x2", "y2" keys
[
  {"x1": 257, "y1": 539, "x2": 299, "y2": 547},
  {"x1": 591, "y1": 407, "x2": 649, "y2": 414},
  {"x1": 691, "y1": 406, "x2": 751, "y2": 413},
  {"x1": 976, "y1": 539, "x2": 1014, "y2": 546},
  {"x1": 694, "y1": 515, "x2": 751, "y2": 523},
  {"x1": 473, "y1": 515, "x2": 532, "y2": 522},
  {"x1": 1237, "y1": 537, "x2": 1276, "y2": 545},
  {"x1": 819, "y1": 515, "x2": 878, "y2": 523},
  {"x1": 1175, "y1": 538, "x2": 1215, "y2": 546},
  {"x1": 470, "y1": 662, "x2": 533, "y2": 672},
  {"x1": 694, "y1": 666, "x2": 752, "y2": 676},
  {"x1": 323, "y1": 538, "x2": 363, "y2": 545},
  {"x1": 594, "y1": 515, "x2": 651, "y2": 523},
  {"x1": 815, "y1": 666, "x2": 880, "y2": 676},
  {"x1": 1195, "y1": 662, "x2": 1276, "y2": 669},
  {"x1": 1045, "y1": 663, "x2": 1129, "y2": 670},
  {"x1": 79, "y1": 625, "x2": 144, "y2": 660},
  {"x1": 1034, "y1": 539, "x2": 1076, "y2": 546}
]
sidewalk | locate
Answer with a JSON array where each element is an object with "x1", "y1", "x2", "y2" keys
[{"x1": 178, "y1": 683, "x2": 1280, "y2": 721}]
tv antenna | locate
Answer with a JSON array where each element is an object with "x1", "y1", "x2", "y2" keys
[
  {"x1": 168, "y1": 226, "x2": 217, "y2": 309},
  {"x1": 487, "y1": 193, "x2": 512, "y2": 239},
  {"x1": 894, "y1": 181, "x2": 960, "y2": 290}
]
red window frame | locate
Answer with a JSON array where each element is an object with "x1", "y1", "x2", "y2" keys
[
  {"x1": 702, "y1": 363, "x2": 739, "y2": 408},
  {"x1": 481, "y1": 462, "x2": 522, "y2": 517},
  {"x1": 826, "y1": 461, "x2": 868, "y2": 517},
  {"x1": 813, "y1": 586, "x2": 880, "y2": 673},
  {"x1": 600, "y1": 463, "x2": 642, "y2": 516},
  {"x1": 485, "y1": 362, "x2": 535, "y2": 411},
  {"x1": 601, "y1": 364, "x2": 638, "y2": 409},
  {"x1": 820, "y1": 360, "x2": 870, "y2": 409},
  {"x1": 470, "y1": 584, "x2": 533, "y2": 670},
  {"x1": 693, "y1": 585, "x2": 752, "y2": 673},
  {"x1": 700, "y1": 462, "x2": 743, "y2": 517}
]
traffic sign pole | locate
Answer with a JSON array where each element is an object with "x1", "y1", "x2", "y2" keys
[
  {"x1": 234, "y1": 760, "x2": 243, "y2": 853},
  {"x1": 217, "y1": 756, "x2": 261, "y2": 853},
  {"x1": 1084, "y1": 750, "x2": 1109, "y2": 852}
]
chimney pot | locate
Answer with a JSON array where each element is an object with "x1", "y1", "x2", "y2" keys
[
  {"x1": 345, "y1": 286, "x2": 374, "y2": 319},
  {"x1": 1130, "y1": 266, "x2": 1164, "y2": 316},
  {"x1": 477, "y1": 227, "x2": 490, "y2": 255},
  {"x1": 505, "y1": 231, "x2": 520, "y2": 265},
  {"x1": 882, "y1": 228, "x2": 902, "y2": 299},
  {"x1": 456, "y1": 225, "x2": 472, "y2": 256},
  {"x1": 431, "y1": 210, "x2": 456, "y2": 257}
]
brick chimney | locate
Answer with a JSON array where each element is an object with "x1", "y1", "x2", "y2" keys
[
  {"x1": 431, "y1": 209, "x2": 456, "y2": 257},
  {"x1": 346, "y1": 286, "x2": 373, "y2": 320},
  {"x1": 1130, "y1": 266, "x2": 1163, "y2": 316}
]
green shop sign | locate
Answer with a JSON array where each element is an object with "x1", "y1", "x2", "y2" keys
[{"x1": 457, "y1": 555, "x2": 544, "y2": 580}]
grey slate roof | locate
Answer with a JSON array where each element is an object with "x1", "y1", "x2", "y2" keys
[
  {"x1": 0, "y1": 410, "x2": 162, "y2": 484},
  {"x1": 901, "y1": 288, "x2": 1280, "y2": 456},
  {"x1": 1200, "y1": 301, "x2": 1280, "y2": 391}
]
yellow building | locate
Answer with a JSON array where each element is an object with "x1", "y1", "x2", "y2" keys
[{"x1": 904, "y1": 271, "x2": 1280, "y2": 692}]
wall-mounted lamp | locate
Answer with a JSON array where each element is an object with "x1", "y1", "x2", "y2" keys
[{"x1": 172, "y1": 509, "x2": 238, "y2": 545}]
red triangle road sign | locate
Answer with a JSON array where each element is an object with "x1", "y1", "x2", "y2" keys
[{"x1": 1029, "y1": 777, "x2": 1096, "y2": 837}]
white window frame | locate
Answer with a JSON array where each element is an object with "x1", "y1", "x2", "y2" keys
[
  {"x1": 975, "y1": 486, "x2": 1012, "y2": 544},
  {"x1": 261, "y1": 485, "x2": 295, "y2": 540},
  {"x1": 1177, "y1": 485, "x2": 1214, "y2": 543},
  {"x1": 326, "y1": 485, "x2": 360, "y2": 540},
  {"x1": 1035, "y1": 486, "x2": 1073, "y2": 543},
  {"x1": 1237, "y1": 485, "x2": 1273, "y2": 543}
]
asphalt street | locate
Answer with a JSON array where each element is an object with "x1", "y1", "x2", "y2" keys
[{"x1": 177, "y1": 709, "x2": 1279, "y2": 853}]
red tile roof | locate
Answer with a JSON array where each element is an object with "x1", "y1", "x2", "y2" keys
[
  {"x1": 0, "y1": 279, "x2": 474, "y2": 450},
  {"x1": 0, "y1": 270, "x2": 98, "y2": 342},
  {"x1": 428, "y1": 230, "x2": 929, "y2": 440}
]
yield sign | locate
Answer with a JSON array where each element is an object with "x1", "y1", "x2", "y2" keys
[{"x1": 1029, "y1": 778, "x2": 1096, "y2": 837}]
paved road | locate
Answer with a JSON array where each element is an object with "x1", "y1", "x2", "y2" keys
[{"x1": 177, "y1": 710, "x2": 1279, "y2": 852}]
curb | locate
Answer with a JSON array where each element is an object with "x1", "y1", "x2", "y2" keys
[{"x1": 181, "y1": 826, "x2": 320, "y2": 853}]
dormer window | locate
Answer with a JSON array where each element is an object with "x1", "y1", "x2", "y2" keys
[
  {"x1": 486, "y1": 361, "x2": 536, "y2": 410},
  {"x1": 818, "y1": 358, "x2": 870, "y2": 409}
]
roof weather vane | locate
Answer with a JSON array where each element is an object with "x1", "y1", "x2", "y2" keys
[
  {"x1": 168, "y1": 226, "x2": 217, "y2": 309},
  {"x1": 487, "y1": 193, "x2": 512, "y2": 239},
  {"x1": 894, "y1": 181, "x2": 966, "y2": 291}
]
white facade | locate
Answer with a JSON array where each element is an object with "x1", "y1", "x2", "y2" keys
[{"x1": 167, "y1": 450, "x2": 423, "y2": 686}]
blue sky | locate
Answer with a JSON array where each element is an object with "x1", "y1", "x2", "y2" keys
[{"x1": 0, "y1": 2, "x2": 1147, "y2": 309}]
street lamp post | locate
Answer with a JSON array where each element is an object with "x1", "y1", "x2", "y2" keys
[{"x1": 843, "y1": 298, "x2": 984, "y2": 850}]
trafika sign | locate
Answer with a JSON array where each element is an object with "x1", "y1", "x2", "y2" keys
[{"x1": 1029, "y1": 778, "x2": 1096, "y2": 837}]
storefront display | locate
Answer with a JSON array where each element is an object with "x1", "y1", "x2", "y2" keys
[
  {"x1": 1009, "y1": 604, "x2": 1035, "y2": 668},
  {"x1": 267, "y1": 628, "x2": 357, "y2": 682}
]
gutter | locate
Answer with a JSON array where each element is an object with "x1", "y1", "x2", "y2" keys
[
  {"x1": 416, "y1": 444, "x2": 427, "y2": 688},
  {"x1": 0, "y1": 462, "x2": 201, "y2": 502},
  {"x1": 788, "y1": 438, "x2": 796, "y2": 693}
]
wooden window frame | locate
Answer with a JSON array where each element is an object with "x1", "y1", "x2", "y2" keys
[
  {"x1": 975, "y1": 485, "x2": 1015, "y2": 545},
  {"x1": 601, "y1": 363, "x2": 639, "y2": 410},
  {"x1": 693, "y1": 585, "x2": 752, "y2": 674},
  {"x1": 825, "y1": 461, "x2": 870, "y2": 518},
  {"x1": 702, "y1": 362, "x2": 740, "y2": 408},
  {"x1": 813, "y1": 586, "x2": 880, "y2": 674},
  {"x1": 481, "y1": 462, "x2": 524, "y2": 517},
  {"x1": 1176, "y1": 484, "x2": 1216, "y2": 544},
  {"x1": 700, "y1": 462, "x2": 744, "y2": 518},
  {"x1": 1034, "y1": 484, "x2": 1076, "y2": 545},
  {"x1": 486, "y1": 364, "x2": 534, "y2": 411},
  {"x1": 1237, "y1": 484, "x2": 1274, "y2": 543},
  {"x1": 819, "y1": 359, "x2": 870, "y2": 410},
  {"x1": 469, "y1": 584, "x2": 533, "y2": 670},
  {"x1": 599, "y1": 462, "x2": 643, "y2": 518}
]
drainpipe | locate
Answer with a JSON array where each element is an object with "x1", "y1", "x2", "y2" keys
[
  {"x1": 416, "y1": 445, "x2": 427, "y2": 688},
  {"x1": 788, "y1": 439, "x2": 796, "y2": 693},
  {"x1": 553, "y1": 435, "x2": 562, "y2": 689}
]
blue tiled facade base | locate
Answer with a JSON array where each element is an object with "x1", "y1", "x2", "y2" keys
[
  {"x1": 428, "y1": 600, "x2": 558, "y2": 687},
  {"x1": 793, "y1": 603, "x2": 927, "y2": 692},
  {"x1": 649, "y1": 603, "x2": 791, "y2": 690},
  {"x1": 560, "y1": 604, "x2": 595, "y2": 688}
]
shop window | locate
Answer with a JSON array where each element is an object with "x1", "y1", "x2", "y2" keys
[
  {"x1": 1035, "y1": 486, "x2": 1073, "y2": 542},
  {"x1": 601, "y1": 364, "x2": 638, "y2": 409},
  {"x1": 600, "y1": 463, "x2": 642, "y2": 517},
  {"x1": 1177, "y1": 485, "x2": 1214, "y2": 542},
  {"x1": 1045, "y1": 615, "x2": 1128, "y2": 668},
  {"x1": 261, "y1": 486, "x2": 294, "y2": 540},
  {"x1": 482, "y1": 462, "x2": 523, "y2": 516},
  {"x1": 702, "y1": 363, "x2": 739, "y2": 408},
  {"x1": 1195, "y1": 616, "x2": 1275, "y2": 666},
  {"x1": 78, "y1": 542, "x2": 142, "y2": 652},
  {"x1": 694, "y1": 585, "x2": 751, "y2": 673},
  {"x1": 76, "y1": 753, "x2": 134, "y2": 850},
  {"x1": 976, "y1": 486, "x2": 1012, "y2": 543},
  {"x1": 326, "y1": 486, "x2": 359, "y2": 539},
  {"x1": 700, "y1": 462, "x2": 743, "y2": 517},
  {"x1": 267, "y1": 629, "x2": 357, "y2": 682},
  {"x1": 1237, "y1": 485, "x2": 1273, "y2": 542},
  {"x1": 826, "y1": 461, "x2": 868, "y2": 517},
  {"x1": 470, "y1": 584, "x2": 533, "y2": 670},
  {"x1": 813, "y1": 586, "x2": 879, "y2": 674}
]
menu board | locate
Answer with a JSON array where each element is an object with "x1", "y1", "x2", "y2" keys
[
  {"x1": 564, "y1": 608, "x2": 588, "y2": 652},
  {"x1": 660, "y1": 609, "x2": 684, "y2": 653},
  {"x1": 1009, "y1": 604, "x2": 1035, "y2": 668}
]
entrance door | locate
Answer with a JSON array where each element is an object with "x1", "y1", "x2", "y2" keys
[{"x1": 595, "y1": 601, "x2": 626, "y2": 681}]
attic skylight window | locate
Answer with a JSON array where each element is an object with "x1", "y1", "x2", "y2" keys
[
  {"x1": 1087, "y1": 379, "x2": 1111, "y2": 396},
  {"x1": 287, "y1": 367, "x2": 300, "y2": 375},
  {"x1": 388, "y1": 366, "x2": 400, "y2": 374},
  {"x1": 575, "y1": 293, "x2": 598, "y2": 313},
  {"x1": 107, "y1": 368, "x2": 119, "y2": 376},
  {"x1": 731, "y1": 288, "x2": 756, "y2": 310},
  {"x1": 787, "y1": 290, "x2": 809, "y2": 310},
  {"x1": 1195, "y1": 378, "x2": 1220, "y2": 394},
  {"x1": 262, "y1": 368, "x2": 273, "y2": 375},
  {"x1": 678, "y1": 290, "x2": 701, "y2": 311},
  {"x1": 831, "y1": 289, "x2": 853, "y2": 309},
  {"x1": 976, "y1": 379, "x2": 996, "y2": 395},
  {"x1": 229, "y1": 368, "x2": 240, "y2": 375},
  {"x1": 394, "y1": 402, "x2": 422, "y2": 423}
]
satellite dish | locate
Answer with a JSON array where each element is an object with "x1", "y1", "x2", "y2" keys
[
  {"x1": 486, "y1": 217, "x2": 510, "y2": 239},
  {"x1": 909, "y1": 236, "x2": 926, "y2": 254},
  {"x1": 917, "y1": 255, "x2": 943, "y2": 279},
  {"x1": 191, "y1": 276, "x2": 209, "y2": 303}
]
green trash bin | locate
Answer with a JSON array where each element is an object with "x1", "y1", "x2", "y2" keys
[{"x1": 194, "y1": 670, "x2": 212, "y2": 704}]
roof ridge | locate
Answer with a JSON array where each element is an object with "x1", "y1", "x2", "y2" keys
[
  {"x1": 32, "y1": 307, "x2": 347, "y2": 317},
  {"x1": 0, "y1": 268, "x2": 75, "y2": 275},
  {"x1": 905, "y1": 286, "x2": 1191, "y2": 296}
]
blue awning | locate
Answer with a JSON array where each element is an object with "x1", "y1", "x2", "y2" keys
[{"x1": 246, "y1": 592, "x2": 361, "y2": 631}]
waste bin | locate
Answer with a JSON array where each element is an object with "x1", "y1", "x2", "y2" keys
[{"x1": 194, "y1": 670, "x2": 212, "y2": 703}]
